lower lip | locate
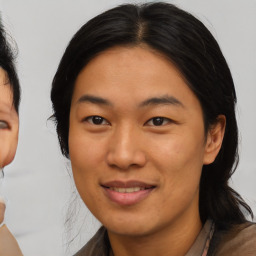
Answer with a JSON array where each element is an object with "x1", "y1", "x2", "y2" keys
[{"x1": 102, "y1": 187, "x2": 154, "y2": 206}]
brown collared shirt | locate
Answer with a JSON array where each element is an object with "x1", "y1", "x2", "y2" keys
[{"x1": 75, "y1": 220, "x2": 256, "y2": 256}]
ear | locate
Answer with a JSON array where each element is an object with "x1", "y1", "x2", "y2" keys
[{"x1": 203, "y1": 115, "x2": 226, "y2": 165}]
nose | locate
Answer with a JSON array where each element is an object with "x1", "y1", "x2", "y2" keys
[{"x1": 106, "y1": 125, "x2": 147, "y2": 170}]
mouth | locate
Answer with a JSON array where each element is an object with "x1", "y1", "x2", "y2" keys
[
  {"x1": 108, "y1": 187, "x2": 151, "y2": 193},
  {"x1": 101, "y1": 180, "x2": 156, "y2": 206}
]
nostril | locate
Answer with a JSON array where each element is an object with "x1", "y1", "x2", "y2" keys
[{"x1": 106, "y1": 148, "x2": 147, "y2": 170}]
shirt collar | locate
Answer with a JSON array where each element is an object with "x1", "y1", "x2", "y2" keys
[{"x1": 185, "y1": 219, "x2": 215, "y2": 256}]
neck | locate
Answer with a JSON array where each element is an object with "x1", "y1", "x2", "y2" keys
[{"x1": 108, "y1": 214, "x2": 202, "y2": 256}]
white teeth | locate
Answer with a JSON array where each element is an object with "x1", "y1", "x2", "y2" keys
[{"x1": 110, "y1": 187, "x2": 144, "y2": 193}]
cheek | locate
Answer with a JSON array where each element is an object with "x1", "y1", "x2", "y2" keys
[
  {"x1": 147, "y1": 131, "x2": 205, "y2": 193},
  {"x1": 68, "y1": 128, "x2": 107, "y2": 198},
  {"x1": 150, "y1": 135, "x2": 203, "y2": 214},
  {"x1": 149, "y1": 132, "x2": 205, "y2": 165},
  {"x1": 0, "y1": 132, "x2": 18, "y2": 167},
  {"x1": 69, "y1": 132, "x2": 105, "y2": 172},
  {"x1": 69, "y1": 134, "x2": 107, "y2": 215}
]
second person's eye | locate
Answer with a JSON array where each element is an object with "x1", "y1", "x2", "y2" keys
[
  {"x1": 0, "y1": 120, "x2": 9, "y2": 129},
  {"x1": 85, "y1": 116, "x2": 109, "y2": 125}
]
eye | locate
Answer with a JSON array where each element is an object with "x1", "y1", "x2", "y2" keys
[
  {"x1": 85, "y1": 116, "x2": 109, "y2": 125},
  {"x1": 146, "y1": 117, "x2": 171, "y2": 126},
  {"x1": 0, "y1": 120, "x2": 9, "y2": 129}
]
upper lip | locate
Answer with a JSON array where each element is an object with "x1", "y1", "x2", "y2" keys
[{"x1": 101, "y1": 180, "x2": 155, "y2": 189}]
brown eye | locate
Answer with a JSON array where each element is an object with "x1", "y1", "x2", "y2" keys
[
  {"x1": 0, "y1": 120, "x2": 9, "y2": 129},
  {"x1": 152, "y1": 117, "x2": 164, "y2": 126},
  {"x1": 146, "y1": 117, "x2": 170, "y2": 126},
  {"x1": 85, "y1": 116, "x2": 109, "y2": 125}
]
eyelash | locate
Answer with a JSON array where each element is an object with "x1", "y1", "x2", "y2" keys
[
  {"x1": 83, "y1": 116, "x2": 172, "y2": 127},
  {"x1": 84, "y1": 116, "x2": 110, "y2": 125},
  {"x1": 145, "y1": 117, "x2": 172, "y2": 126},
  {"x1": 0, "y1": 120, "x2": 9, "y2": 129}
]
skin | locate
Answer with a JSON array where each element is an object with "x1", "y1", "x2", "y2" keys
[
  {"x1": 0, "y1": 225, "x2": 23, "y2": 256},
  {"x1": 69, "y1": 46, "x2": 225, "y2": 256},
  {"x1": 0, "y1": 67, "x2": 19, "y2": 168},
  {"x1": 0, "y1": 66, "x2": 18, "y2": 223},
  {"x1": 0, "y1": 67, "x2": 22, "y2": 255}
]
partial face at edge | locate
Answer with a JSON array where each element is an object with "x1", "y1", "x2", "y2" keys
[
  {"x1": 68, "y1": 46, "x2": 225, "y2": 237},
  {"x1": 0, "y1": 67, "x2": 19, "y2": 168}
]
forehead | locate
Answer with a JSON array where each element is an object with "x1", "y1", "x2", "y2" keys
[
  {"x1": 0, "y1": 67, "x2": 14, "y2": 112},
  {"x1": 72, "y1": 46, "x2": 199, "y2": 108},
  {"x1": 75, "y1": 46, "x2": 185, "y2": 92},
  {"x1": 82, "y1": 45, "x2": 183, "y2": 79}
]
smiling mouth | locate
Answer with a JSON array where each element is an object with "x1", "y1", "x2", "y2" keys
[
  {"x1": 101, "y1": 181, "x2": 155, "y2": 205},
  {"x1": 108, "y1": 187, "x2": 152, "y2": 193}
]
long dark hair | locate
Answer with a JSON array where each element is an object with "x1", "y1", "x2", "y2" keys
[
  {"x1": 51, "y1": 2, "x2": 253, "y2": 225},
  {"x1": 0, "y1": 18, "x2": 20, "y2": 112}
]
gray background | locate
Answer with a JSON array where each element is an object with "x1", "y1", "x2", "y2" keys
[{"x1": 0, "y1": 0, "x2": 255, "y2": 255}]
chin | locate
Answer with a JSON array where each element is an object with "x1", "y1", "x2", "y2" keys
[
  {"x1": 103, "y1": 217, "x2": 157, "y2": 237},
  {"x1": 108, "y1": 226, "x2": 150, "y2": 237}
]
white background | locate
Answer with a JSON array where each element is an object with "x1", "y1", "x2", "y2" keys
[{"x1": 0, "y1": 0, "x2": 255, "y2": 255}]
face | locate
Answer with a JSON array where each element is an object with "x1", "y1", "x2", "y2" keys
[
  {"x1": 0, "y1": 67, "x2": 19, "y2": 168},
  {"x1": 69, "y1": 46, "x2": 223, "y2": 238}
]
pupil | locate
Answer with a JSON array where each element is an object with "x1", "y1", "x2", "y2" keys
[
  {"x1": 92, "y1": 116, "x2": 103, "y2": 125},
  {"x1": 153, "y1": 117, "x2": 163, "y2": 126}
]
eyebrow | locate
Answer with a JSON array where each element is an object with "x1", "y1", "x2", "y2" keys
[
  {"x1": 77, "y1": 95, "x2": 113, "y2": 106},
  {"x1": 139, "y1": 95, "x2": 184, "y2": 108},
  {"x1": 76, "y1": 94, "x2": 184, "y2": 108}
]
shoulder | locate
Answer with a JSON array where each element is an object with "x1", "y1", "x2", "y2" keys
[
  {"x1": 213, "y1": 222, "x2": 256, "y2": 256},
  {"x1": 74, "y1": 226, "x2": 109, "y2": 256}
]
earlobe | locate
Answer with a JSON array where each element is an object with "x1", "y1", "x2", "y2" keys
[{"x1": 203, "y1": 115, "x2": 226, "y2": 165}]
